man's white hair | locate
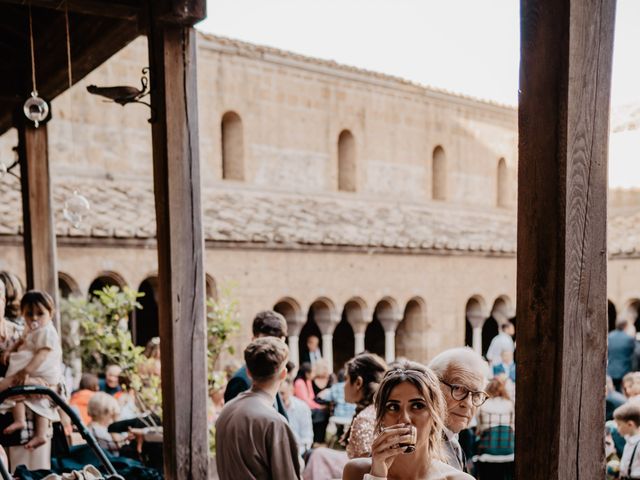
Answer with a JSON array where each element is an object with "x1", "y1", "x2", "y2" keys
[{"x1": 427, "y1": 347, "x2": 491, "y2": 384}]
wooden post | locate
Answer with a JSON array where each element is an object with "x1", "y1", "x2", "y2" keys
[
  {"x1": 147, "y1": 5, "x2": 208, "y2": 479},
  {"x1": 17, "y1": 119, "x2": 60, "y2": 330},
  {"x1": 516, "y1": 1, "x2": 616, "y2": 478}
]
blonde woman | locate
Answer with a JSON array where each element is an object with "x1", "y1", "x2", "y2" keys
[{"x1": 343, "y1": 362, "x2": 472, "y2": 480}]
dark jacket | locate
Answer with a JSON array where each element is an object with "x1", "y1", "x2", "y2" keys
[
  {"x1": 224, "y1": 365, "x2": 288, "y2": 420},
  {"x1": 608, "y1": 330, "x2": 635, "y2": 379}
]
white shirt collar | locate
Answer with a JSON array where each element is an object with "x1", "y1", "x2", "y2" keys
[{"x1": 444, "y1": 427, "x2": 459, "y2": 442}]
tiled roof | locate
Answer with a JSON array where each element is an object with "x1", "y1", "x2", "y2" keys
[
  {"x1": 0, "y1": 175, "x2": 518, "y2": 254},
  {"x1": 4, "y1": 175, "x2": 638, "y2": 257}
]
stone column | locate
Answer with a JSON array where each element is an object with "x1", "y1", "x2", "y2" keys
[
  {"x1": 354, "y1": 332, "x2": 366, "y2": 354},
  {"x1": 286, "y1": 316, "x2": 304, "y2": 366},
  {"x1": 379, "y1": 310, "x2": 403, "y2": 364},
  {"x1": 315, "y1": 310, "x2": 340, "y2": 372},
  {"x1": 322, "y1": 333, "x2": 334, "y2": 372},
  {"x1": 288, "y1": 335, "x2": 300, "y2": 366},
  {"x1": 384, "y1": 331, "x2": 396, "y2": 364},
  {"x1": 467, "y1": 313, "x2": 486, "y2": 356}
]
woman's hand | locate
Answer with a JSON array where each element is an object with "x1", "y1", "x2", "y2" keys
[
  {"x1": 12, "y1": 369, "x2": 28, "y2": 386},
  {"x1": 369, "y1": 424, "x2": 413, "y2": 478}
]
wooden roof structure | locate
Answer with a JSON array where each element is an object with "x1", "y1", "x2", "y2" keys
[
  {"x1": 0, "y1": 0, "x2": 616, "y2": 479},
  {"x1": 0, "y1": 1, "x2": 208, "y2": 478}
]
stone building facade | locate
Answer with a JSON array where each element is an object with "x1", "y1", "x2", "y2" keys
[{"x1": 2, "y1": 33, "x2": 634, "y2": 370}]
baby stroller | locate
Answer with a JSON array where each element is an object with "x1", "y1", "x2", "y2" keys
[{"x1": 0, "y1": 385, "x2": 160, "y2": 480}]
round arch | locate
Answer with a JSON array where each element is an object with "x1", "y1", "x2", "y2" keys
[
  {"x1": 396, "y1": 297, "x2": 426, "y2": 360},
  {"x1": 624, "y1": 299, "x2": 640, "y2": 334},
  {"x1": 58, "y1": 272, "x2": 81, "y2": 299},
  {"x1": 205, "y1": 274, "x2": 218, "y2": 302},
  {"x1": 274, "y1": 297, "x2": 304, "y2": 335},
  {"x1": 608, "y1": 299, "x2": 617, "y2": 332},
  {"x1": 432, "y1": 145, "x2": 447, "y2": 200},
  {"x1": 497, "y1": 157, "x2": 508, "y2": 207},
  {"x1": 221, "y1": 111, "x2": 244, "y2": 181},
  {"x1": 88, "y1": 271, "x2": 126, "y2": 298},
  {"x1": 338, "y1": 129, "x2": 356, "y2": 192},
  {"x1": 132, "y1": 276, "x2": 159, "y2": 347},
  {"x1": 465, "y1": 295, "x2": 487, "y2": 351}
]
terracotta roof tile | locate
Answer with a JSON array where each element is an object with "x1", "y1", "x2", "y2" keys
[{"x1": 0, "y1": 175, "x2": 523, "y2": 255}]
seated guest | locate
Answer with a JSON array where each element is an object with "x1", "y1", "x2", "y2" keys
[
  {"x1": 280, "y1": 378, "x2": 313, "y2": 457},
  {"x1": 317, "y1": 368, "x2": 356, "y2": 424},
  {"x1": 312, "y1": 359, "x2": 334, "y2": 395},
  {"x1": 475, "y1": 377, "x2": 515, "y2": 480},
  {"x1": 614, "y1": 402, "x2": 640, "y2": 478},
  {"x1": 295, "y1": 362, "x2": 328, "y2": 443},
  {"x1": 70, "y1": 373, "x2": 100, "y2": 425},
  {"x1": 343, "y1": 361, "x2": 473, "y2": 480},
  {"x1": 100, "y1": 364, "x2": 122, "y2": 396},
  {"x1": 216, "y1": 338, "x2": 300, "y2": 480},
  {"x1": 303, "y1": 353, "x2": 387, "y2": 480},
  {"x1": 429, "y1": 347, "x2": 490, "y2": 473},
  {"x1": 87, "y1": 392, "x2": 131, "y2": 456}
]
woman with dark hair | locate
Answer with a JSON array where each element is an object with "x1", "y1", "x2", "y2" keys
[
  {"x1": 474, "y1": 377, "x2": 514, "y2": 479},
  {"x1": 303, "y1": 353, "x2": 387, "y2": 480},
  {"x1": 294, "y1": 361, "x2": 327, "y2": 443},
  {"x1": 343, "y1": 361, "x2": 472, "y2": 480}
]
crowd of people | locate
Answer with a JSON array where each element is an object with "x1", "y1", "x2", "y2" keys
[
  {"x1": 604, "y1": 317, "x2": 640, "y2": 479},
  {"x1": 0, "y1": 269, "x2": 521, "y2": 479},
  {"x1": 0, "y1": 274, "x2": 164, "y2": 475},
  {"x1": 214, "y1": 310, "x2": 518, "y2": 480}
]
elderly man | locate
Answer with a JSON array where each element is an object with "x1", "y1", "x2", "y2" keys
[{"x1": 428, "y1": 347, "x2": 490, "y2": 473}]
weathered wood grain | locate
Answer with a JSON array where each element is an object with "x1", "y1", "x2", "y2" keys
[
  {"x1": 17, "y1": 119, "x2": 60, "y2": 330},
  {"x1": 147, "y1": 14, "x2": 208, "y2": 480},
  {"x1": 516, "y1": 0, "x2": 615, "y2": 478}
]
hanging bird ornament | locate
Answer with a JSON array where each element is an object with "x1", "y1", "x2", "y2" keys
[{"x1": 86, "y1": 68, "x2": 150, "y2": 107}]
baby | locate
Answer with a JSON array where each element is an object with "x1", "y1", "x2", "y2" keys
[{"x1": 3, "y1": 290, "x2": 62, "y2": 449}]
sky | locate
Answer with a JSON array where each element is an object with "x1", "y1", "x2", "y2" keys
[{"x1": 198, "y1": 0, "x2": 640, "y2": 187}]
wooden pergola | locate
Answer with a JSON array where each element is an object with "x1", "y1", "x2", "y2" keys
[{"x1": 0, "y1": 0, "x2": 616, "y2": 479}]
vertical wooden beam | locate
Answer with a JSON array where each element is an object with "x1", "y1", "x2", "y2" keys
[
  {"x1": 147, "y1": 10, "x2": 208, "y2": 480},
  {"x1": 517, "y1": 1, "x2": 615, "y2": 479},
  {"x1": 17, "y1": 120, "x2": 59, "y2": 330}
]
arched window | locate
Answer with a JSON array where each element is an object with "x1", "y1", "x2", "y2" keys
[
  {"x1": 88, "y1": 272, "x2": 126, "y2": 299},
  {"x1": 221, "y1": 111, "x2": 244, "y2": 181},
  {"x1": 133, "y1": 276, "x2": 159, "y2": 346},
  {"x1": 338, "y1": 130, "x2": 356, "y2": 192},
  {"x1": 497, "y1": 158, "x2": 508, "y2": 207},
  {"x1": 58, "y1": 272, "x2": 80, "y2": 299},
  {"x1": 432, "y1": 146, "x2": 446, "y2": 200}
]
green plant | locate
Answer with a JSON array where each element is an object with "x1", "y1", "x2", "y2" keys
[
  {"x1": 206, "y1": 284, "x2": 241, "y2": 454},
  {"x1": 60, "y1": 286, "x2": 163, "y2": 415},
  {"x1": 206, "y1": 284, "x2": 241, "y2": 390}
]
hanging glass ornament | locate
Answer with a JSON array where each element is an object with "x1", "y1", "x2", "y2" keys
[
  {"x1": 63, "y1": 190, "x2": 90, "y2": 228},
  {"x1": 23, "y1": 91, "x2": 49, "y2": 128}
]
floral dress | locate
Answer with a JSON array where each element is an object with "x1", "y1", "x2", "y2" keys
[{"x1": 0, "y1": 320, "x2": 22, "y2": 377}]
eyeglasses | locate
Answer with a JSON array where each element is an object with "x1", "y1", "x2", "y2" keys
[{"x1": 441, "y1": 381, "x2": 489, "y2": 406}]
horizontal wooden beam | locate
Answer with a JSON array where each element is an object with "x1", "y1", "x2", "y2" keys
[{"x1": 0, "y1": 0, "x2": 139, "y2": 19}]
